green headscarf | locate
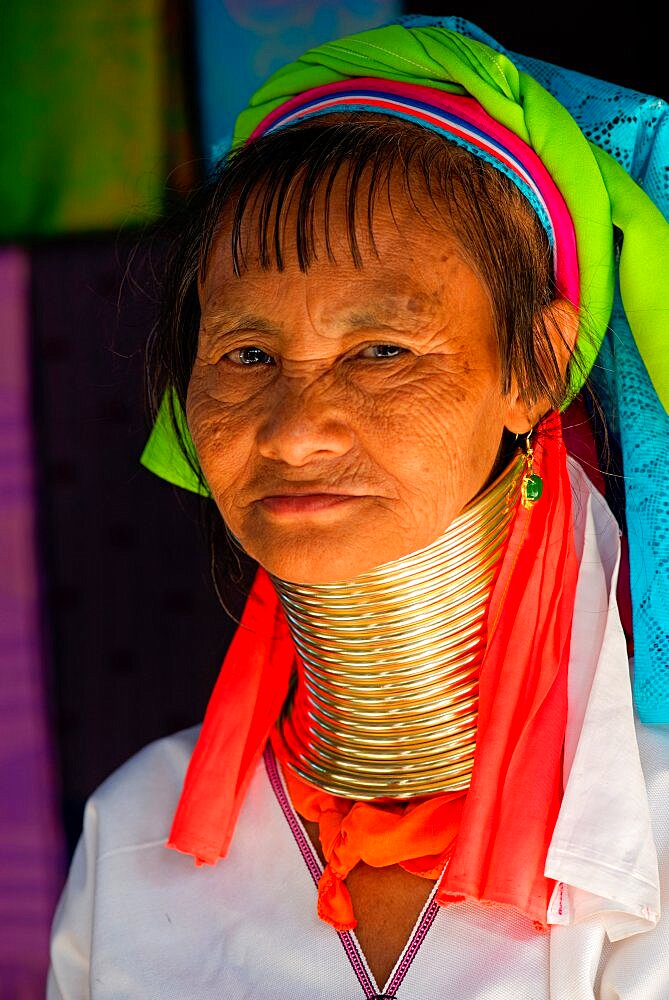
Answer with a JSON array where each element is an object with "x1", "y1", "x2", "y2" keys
[{"x1": 140, "y1": 21, "x2": 669, "y2": 495}]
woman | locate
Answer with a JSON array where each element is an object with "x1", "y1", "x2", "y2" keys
[{"x1": 48, "y1": 15, "x2": 669, "y2": 999}]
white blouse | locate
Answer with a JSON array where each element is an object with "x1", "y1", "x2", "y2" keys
[{"x1": 47, "y1": 460, "x2": 669, "y2": 999}]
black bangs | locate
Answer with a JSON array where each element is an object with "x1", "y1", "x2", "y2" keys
[
  {"x1": 229, "y1": 120, "x2": 399, "y2": 273},
  {"x1": 201, "y1": 116, "x2": 434, "y2": 276},
  {"x1": 197, "y1": 114, "x2": 545, "y2": 283}
]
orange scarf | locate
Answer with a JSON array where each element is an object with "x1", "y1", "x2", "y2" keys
[{"x1": 167, "y1": 412, "x2": 579, "y2": 930}]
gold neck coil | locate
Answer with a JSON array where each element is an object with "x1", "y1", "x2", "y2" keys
[{"x1": 272, "y1": 453, "x2": 523, "y2": 801}]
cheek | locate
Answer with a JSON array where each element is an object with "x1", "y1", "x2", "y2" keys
[
  {"x1": 366, "y1": 365, "x2": 505, "y2": 489},
  {"x1": 186, "y1": 369, "x2": 259, "y2": 505}
]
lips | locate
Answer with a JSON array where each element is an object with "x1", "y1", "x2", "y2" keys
[
  {"x1": 259, "y1": 483, "x2": 362, "y2": 496},
  {"x1": 258, "y1": 492, "x2": 363, "y2": 515}
]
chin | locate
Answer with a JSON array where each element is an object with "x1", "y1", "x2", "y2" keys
[
  {"x1": 239, "y1": 534, "x2": 371, "y2": 585},
  {"x1": 260, "y1": 550, "x2": 376, "y2": 586},
  {"x1": 247, "y1": 532, "x2": 424, "y2": 586}
]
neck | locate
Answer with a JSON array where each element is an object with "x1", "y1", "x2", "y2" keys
[{"x1": 271, "y1": 452, "x2": 524, "y2": 800}]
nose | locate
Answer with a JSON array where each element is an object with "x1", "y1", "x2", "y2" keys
[{"x1": 256, "y1": 377, "x2": 355, "y2": 466}]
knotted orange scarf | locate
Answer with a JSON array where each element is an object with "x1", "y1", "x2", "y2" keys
[
  {"x1": 271, "y1": 729, "x2": 466, "y2": 930},
  {"x1": 167, "y1": 412, "x2": 579, "y2": 931}
]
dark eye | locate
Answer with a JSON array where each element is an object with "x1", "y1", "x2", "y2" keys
[
  {"x1": 360, "y1": 344, "x2": 407, "y2": 359},
  {"x1": 226, "y1": 346, "x2": 275, "y2": 366}
]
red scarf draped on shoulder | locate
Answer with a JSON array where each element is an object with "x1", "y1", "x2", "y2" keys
[{"x1": 167, "y1": 412, "x2": 579, "y2": 930}]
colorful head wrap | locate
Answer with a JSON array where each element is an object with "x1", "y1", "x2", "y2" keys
[{"x1": 140, "y1": 18, "x2": 669, "y2": 715}]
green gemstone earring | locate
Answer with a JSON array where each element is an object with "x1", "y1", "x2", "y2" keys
[{"x1": 520, "y1": 429, "x2": 543, "y2": 509}]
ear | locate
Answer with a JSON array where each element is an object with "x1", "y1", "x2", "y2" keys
[
  {"x1": 544, "y1": 297, "x2": 579, "y2": 376},
  {"x1": 503, "y1": 298, "x2": 580, "y2": 435}
]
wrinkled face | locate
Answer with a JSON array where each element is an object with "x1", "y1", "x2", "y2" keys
[{"x1": 187, "y1": 176, "x2": 534, "y2": 584}]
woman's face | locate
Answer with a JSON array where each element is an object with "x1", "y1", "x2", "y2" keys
[{"x1": 187, "y1": 177, "x2": 536, "y2": 584}]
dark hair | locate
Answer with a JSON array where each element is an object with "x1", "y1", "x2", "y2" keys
[{"x1": 144, "y1": 114, "x2": 588, "y2": 606}]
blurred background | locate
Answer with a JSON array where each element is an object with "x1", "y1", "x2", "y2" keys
[{"x1": 1, "y1": 2, "x2": 665, "y2": 995}]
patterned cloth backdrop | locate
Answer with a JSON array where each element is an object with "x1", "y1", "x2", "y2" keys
[
  {"x1": 196, "y1": 0, "x2": 400, "y2": 161},
  {"x1": 0, "y1": 0, "x2": 166, "y2": 240}
]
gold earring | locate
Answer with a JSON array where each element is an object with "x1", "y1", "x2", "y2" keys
[{"x1": 520, "y1": 429, "x2": 543, "y2": 509}]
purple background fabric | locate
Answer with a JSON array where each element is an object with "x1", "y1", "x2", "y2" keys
[{"x1": 0, "y1": 249, "x2": 67, "y2": 996}]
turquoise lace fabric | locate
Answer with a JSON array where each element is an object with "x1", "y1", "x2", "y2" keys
[{"x1": 396, "y1": 15, "x2": 669, "y2": 722}]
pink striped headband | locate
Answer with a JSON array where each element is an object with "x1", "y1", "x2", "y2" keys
[{"x1": 250, "y1": 78, "x2": 579, "y2": 305}]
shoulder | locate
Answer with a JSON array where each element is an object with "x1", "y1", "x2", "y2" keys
[
  {"x1": 596, "y1": 721, "x2": 669, "y2": 994},
  {"x1": 85, "y1": 725, "x2": 202, "y2": 855}
]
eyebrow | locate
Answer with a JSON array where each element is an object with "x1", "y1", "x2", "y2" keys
[
  {"x1": 202, "y1": 299, "x2": 431, "y2": 336},
  {"x1": 345, "y1": 308, "x2": 423, "y2": 328},
  {"x1": 201, "y1": 312, "x2": 280, "y2": 335}
]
